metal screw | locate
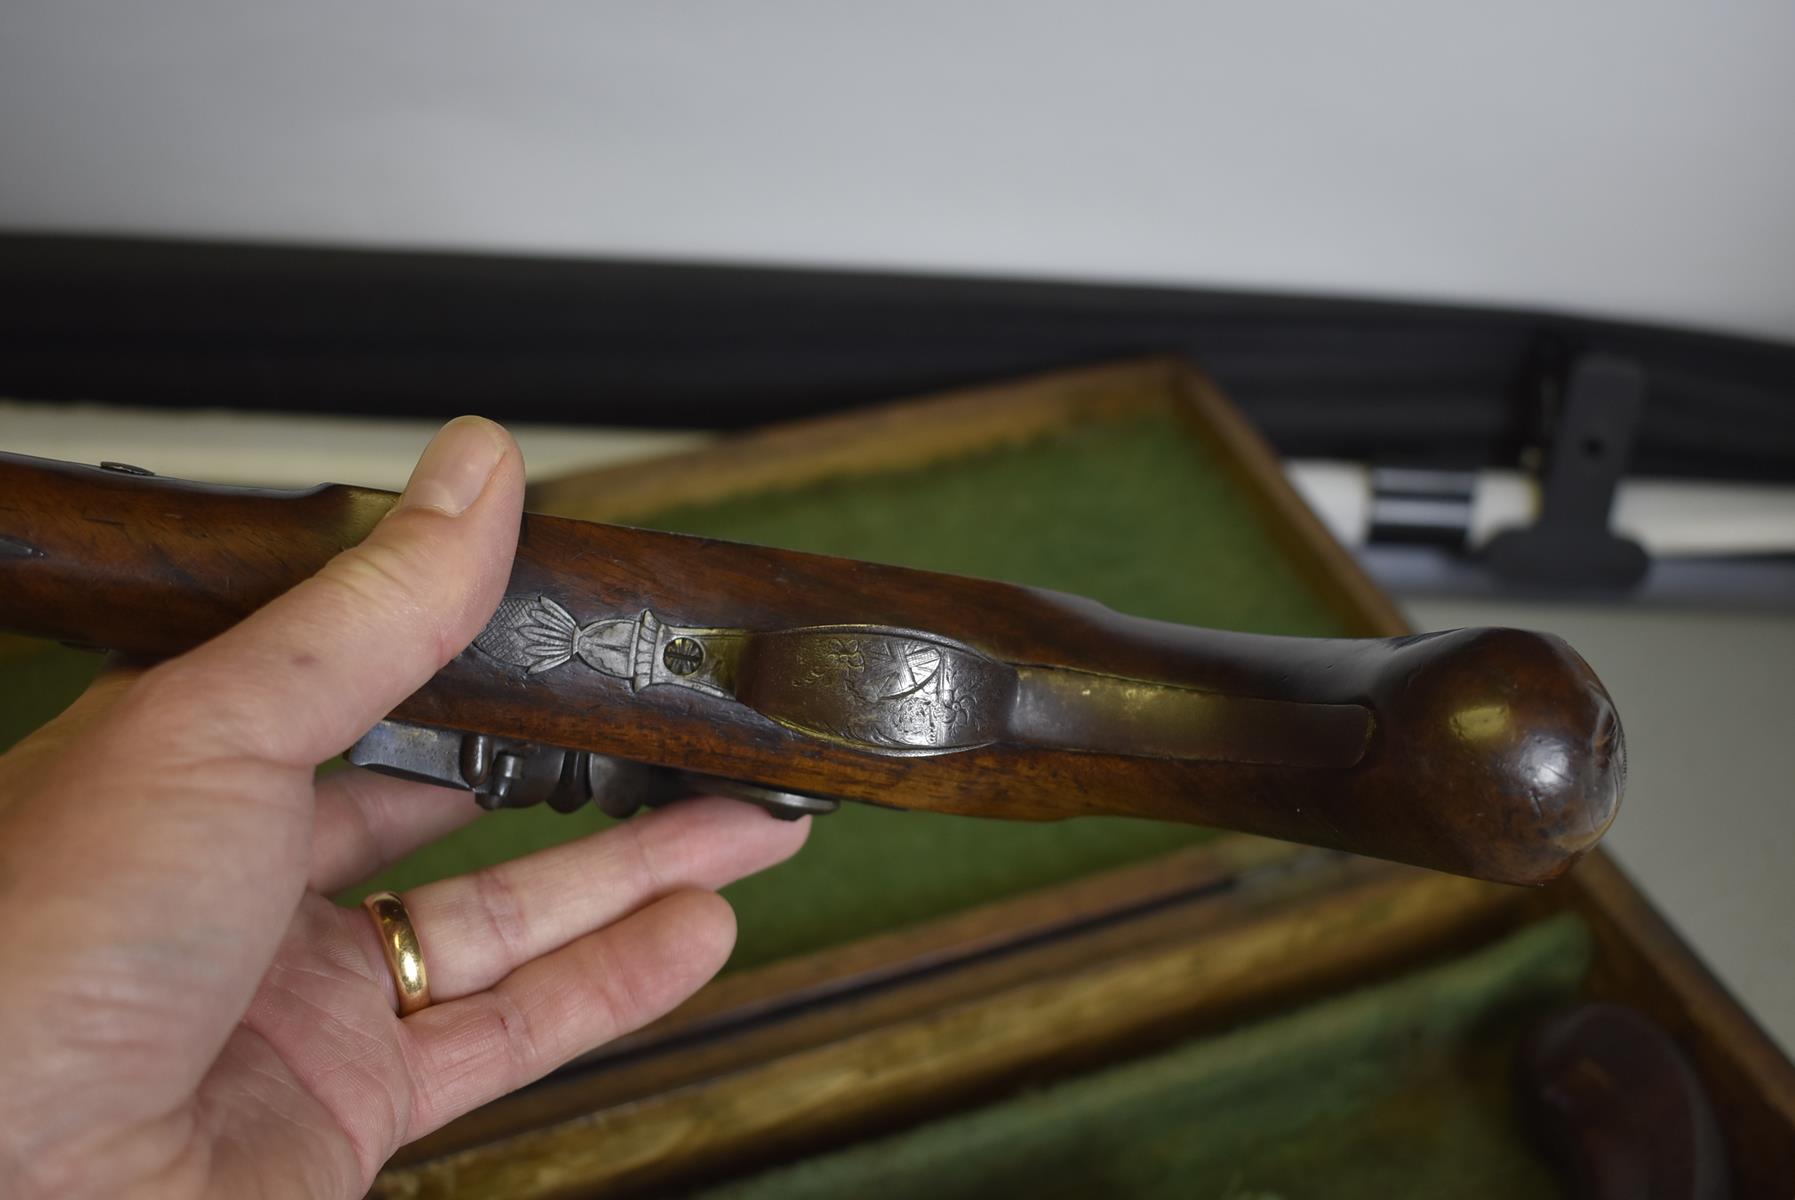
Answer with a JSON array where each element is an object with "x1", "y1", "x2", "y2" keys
[{"x1": 663, "y1": 637, "x2": 704, "y2": 675}]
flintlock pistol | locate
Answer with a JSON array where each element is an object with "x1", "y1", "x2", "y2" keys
[{"x1": 0, "y1": 452, "x2": 1624, "y2": 886}]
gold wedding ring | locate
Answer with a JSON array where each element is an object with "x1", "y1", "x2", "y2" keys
[{"x1": 362, "y1": 890, "x2": 432, "y2": 1016}]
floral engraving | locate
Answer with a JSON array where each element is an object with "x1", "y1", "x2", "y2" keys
[
  {"x1": 473, "y1": 596, "x2": 641, "y2": 678},
  {"x1": 473, "y1": 595, "x2": 735, "y2": 698}
]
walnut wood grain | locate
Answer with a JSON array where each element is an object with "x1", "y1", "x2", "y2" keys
[{"x1": 0, "y1": 447, "x2": 1621, "y2": 885}]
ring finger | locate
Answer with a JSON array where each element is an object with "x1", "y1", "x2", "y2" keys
[{"x1": 348, "y1": 796, "x2": 809, "y2": 1006}]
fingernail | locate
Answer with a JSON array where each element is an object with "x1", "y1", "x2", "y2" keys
[{"x1": 394, "y1": 417, "x2": 505, "y2": 517}]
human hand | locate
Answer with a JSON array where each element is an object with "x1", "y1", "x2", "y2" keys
[{"x1": 0, "y1": 418, "x2": 810, "y2": 1199}]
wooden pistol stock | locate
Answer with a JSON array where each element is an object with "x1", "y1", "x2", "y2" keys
[{"x1": 0, "y1": 452, "x2": 1624, "y2": 885}]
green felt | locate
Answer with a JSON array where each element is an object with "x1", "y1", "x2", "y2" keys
[
  {"x1": 0, "y1": 639, "x2": 102, "y2": 745},
  {"x1": 0, "y1": 414, "x2": 1352, "y2": 972},
  {"x1": 698, "y1": 916, "x2": 1590, "y2": 1200}
]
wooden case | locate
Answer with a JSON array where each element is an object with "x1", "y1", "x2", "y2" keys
[{"x1": 345, "y1": 359, "x2": 1793, "y2": 1197}]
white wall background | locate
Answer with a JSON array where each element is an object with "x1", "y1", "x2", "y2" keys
[{"x1": 2, "y1": 0, "x2": 1794, "y2": 342}]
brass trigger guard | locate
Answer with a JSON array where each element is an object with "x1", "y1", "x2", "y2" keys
[{"x1": 343, "y1": 719, "x2": 837, "y2": 821}]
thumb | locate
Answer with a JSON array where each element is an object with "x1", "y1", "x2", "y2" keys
[{"x1": 131, "y1": 415, "x2": 525, "y2": 769}]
